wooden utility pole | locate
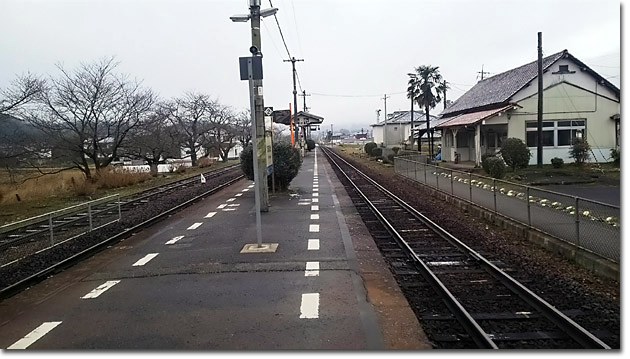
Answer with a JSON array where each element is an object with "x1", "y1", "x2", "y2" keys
[
  {"x1": 284, "y1": 57, "x2": 304, "y2": 149},
  {"x1": 537, "y1": 32, "x2": 543, "y2": 168},
  {"x1": 382, "y1": 94, "x2": 390, "y2": 147}
]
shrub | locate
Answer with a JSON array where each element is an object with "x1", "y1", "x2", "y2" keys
[
  {"x1": 500, "y1": 138, "x2": 531, "y2": 172},
  {"x1": 364, "y1": 142, "x2": 377, "y2": 156},
  {"x1": 240, "y1": 142, "x2": 302, "y2": 191},
  {"x1": 610, "y1": 148, "x2": 620, "y2": 167},
  {"x1": 371, "y1": 147, "x2": 383, "y2": 157},
  {"x1": 391, "y1": 146, "x2": 400, "y2": 155},
  {"x1": 387, "y1": 154, "x2": 395, "y2": 163},
  {"x1": 484, "y1": 156, "x2": 506, "y2": 179},
  {"x1": 197, "y1": 156, "x2": 214, "y2": 168},
  {"x1": 551, "y1": 157, "x2": 564, "y2": 168},
  {"x1": 481, "y1": 153, "x2": 496, "y2": 174},
  {"x1": 305, "y1": 138, "x2": 316, "y2": 151},
  {"x1": 569, "y1": 138, "x2": 590, "y2": 165}
]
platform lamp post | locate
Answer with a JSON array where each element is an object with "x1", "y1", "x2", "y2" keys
[{"x1": 232, "y1": 0, "x2": 279, "y2": 253}]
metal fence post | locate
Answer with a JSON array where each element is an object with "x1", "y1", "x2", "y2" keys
[
  {"x1": 118, "y1": 194, "x2": 122, "y2": 221},
  {"x1": 575, "y1": 197, "x2": 580, "y2": 247},
  {"x1": 49, "y1": 213, "x2": 54, "y2": 246},
  {"x1": 493, "y1": 178, "x2": 497, "y2": 213},
  {"x1": 450, "y1": 169, "x2": 454, "y2": 196},
  {"x1": 526, "y1": 186, "x2": 531, "y2": 227},
  {"x1": 414, "y1": 159, "x2": 418, "y2": 181},
  {"x1": 469, "y1": 172, "x2": 472, "y2": 201},
  {"x1": 435, "y1": 166, "x2": 439, "y2": 190},
  {"x1": 88, "y1": 202, "x2": 93, "y2": 232},
  {"x1": 424, "y1": 161, "x2": 427, "y2": 184}
]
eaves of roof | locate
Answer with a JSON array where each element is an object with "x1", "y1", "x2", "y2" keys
[{"x1": 436, "y1": 104, "x2": 516, "y2": 128}]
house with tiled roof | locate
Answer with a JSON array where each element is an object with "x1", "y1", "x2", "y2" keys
[
  {"x1": 437, "y1": 49, "x2": 620, "y2": 166},
  {"x1": 371, "y1": 110, "x2": 446, "y2": 148}
]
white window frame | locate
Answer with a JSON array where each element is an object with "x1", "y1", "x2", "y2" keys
[{"x1": 525, "y1": 119, "x2": 586, "y2": 148}]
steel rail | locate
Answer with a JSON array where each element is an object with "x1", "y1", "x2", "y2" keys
[
  {"x1": 323, "y1": 146, "x2": 610, "y2": 349},
  {"x1": 0, "y1": 174, "x2": 244, "y2": 299}
]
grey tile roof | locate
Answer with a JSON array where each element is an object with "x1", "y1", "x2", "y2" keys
[{"x1": 440, "y1": 50, "x2": 567, "y2": 117}]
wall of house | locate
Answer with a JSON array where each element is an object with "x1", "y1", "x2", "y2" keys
[
  {"x1": 509, "y1": 82, "x2": 619, "y2": 164},
  {"x1": 371, "y1": 126, "x2": 384, "y2": 145}
]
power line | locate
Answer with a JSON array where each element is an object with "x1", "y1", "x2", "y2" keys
[
  {"x1": 268, "y1": 0, "x2": 292, "y2": 59},
  {"x1": 311, "y1": 90, "x2": 406, "y2": 98}
]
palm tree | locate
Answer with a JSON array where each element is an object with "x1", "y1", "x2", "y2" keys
[{"x1": 407, "y1": 65, "x2": 446, "y2": 156}]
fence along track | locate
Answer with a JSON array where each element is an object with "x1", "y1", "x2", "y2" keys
[
  {"x1": 321, "y1": 146, "x2": 610, "y2": 349},
  {"x1": 0, "y1": 165, "x2": 241, "y2": 251}
]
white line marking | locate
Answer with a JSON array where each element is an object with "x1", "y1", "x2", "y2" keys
[
  {"x1": 187, "y1": 222, "x2": 203, "y2": 230},
  {"x1": 298, "y1": 202, "x2": 310, "y2": 206},
  {"x1": 7, "y1": 321, "x2": 63, "y2": 349},
  {"x1": 313, "y1": 188, "x2": 319, "y2": 192},
  {"x1": 228, "y1": 203, "x2": 240, "y2": 207},
  {"x1": 204, "y1": 212, "x2": 217, "y2": 218},
  {"x1": 305, "y1": 261, "x2": 320, "y2": 276},
  {"x1": 248, "y1": 185, "x2": 254, "y2": 188},
  {"x1": 81, "y1": 280, "x2": 120, "y2": 299},
  {"x1": 309, "y1": 224, "x2": 320, "y2": 232},
  {"x1": 222, "y1": 208, "x2": 236, "y2": 211},
  {"x1": 299, "y1": 293, "x2": 319, "y2": 319},
  {"x1": 310, "y1": 214, "x2": 319, "y2": 220},
  {"x1": 242, "y1": 188, "x2": 249, "y2": 192},
  {"x1": 235, "y1": 193, "x2": 243, "y2": 196},
  {"x1": 311, "y1": 205, "x2": 319, "y2": 211},
  {"x1": 165, "y1": 235, "x2": 184, "y2": 245},
  {"x1": 311, "y1": 198, "x2": 318, "y2": 203},
  {"x1": 217, "y1": 204, "x2": 227, "y2": 209},
  {"x1": 132, "y1": 253, "x2": 159, "y2": 266},
  {"x1": 226, "y1": 198, "x2": 236, "y2": 202},
  {"x1": 312, "y1": 192, "x2": 319, "y2": 197},
  {"x1": 308, "y1": 239, "x2": 320, "y2": 250}
]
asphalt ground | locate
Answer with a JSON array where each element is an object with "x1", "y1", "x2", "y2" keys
[{"x1": 0, "y1": 146, "x2": 429, "y2": 350}]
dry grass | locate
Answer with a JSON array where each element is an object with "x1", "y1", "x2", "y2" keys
[{"x1": 0, "y1": 160, "x2": 238, "y2": 225}]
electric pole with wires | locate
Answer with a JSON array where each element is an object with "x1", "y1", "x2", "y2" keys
[{"x1": 284, "y1": 57, "x2": 304, "y2": 150}]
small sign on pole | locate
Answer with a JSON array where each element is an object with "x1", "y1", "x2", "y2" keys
[{"x1": 200, "y1": 174, "x2": 206, "y2": 183}]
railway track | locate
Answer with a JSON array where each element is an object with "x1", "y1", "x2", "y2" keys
[
  {"x1": 0, "y1": 165, "x2": 241, "y2": 251},
  {"x1": 321, "y1": 146, "x2": 611, "y2": 349},
  {"x1": 0, "y1": 165, "x2": 244, "y2": 298}
]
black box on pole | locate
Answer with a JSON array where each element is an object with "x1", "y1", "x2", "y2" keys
[{"x1": 239, "y1": 56, "x2": 263, "y2": 80}]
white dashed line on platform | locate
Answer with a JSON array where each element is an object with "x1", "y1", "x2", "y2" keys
[
  {"x1": 313, "y1": 193, "x2": 319, "y2": 197},
  {"x1": 311, "y1": 205, "x2": 319, "y2": 211},
  {"x1": 204, "y1": 212, "x2": 217, "y2": 218},
  {"x1": 309, "y1": 224, "x2": 320, "y2": 233},
  {"x1": 299, "y1": 293, "x2": 320, "y2": 319},
  {"x1": 242, "y1": 188, "x2": 249, "y2": 192},
  {"x1": 133, "y1": 253, "x2": 159, "y2": 266},
  {"x1": 187, "y1": 222, "x2": 203, "y2": 230},
  {"x1": 305, "y1": 261, "x2": 320, "y2": 276},
  {"x1": 165, "y1": 236, "x2": 184, "y2": 245},
  {"x1": 310, "y1": 214, "x2": 319, "y2": 220},
  {"x1": 81, "y1": 280, "x2": 120, "y2": 299},
  {"x1": 217, "y1": 204, "x2": 227, "y2": 209},
  {"x1": 311, "y1": 198, "x2": 318, "y2": 203},
  {"x1": 7, "y1": 321, "x2": 63, "y2": 349},
  {"x1": 227, "y1": 198, "x2": 235, "y2": 202},
  {"x1": 307, "y1": 239, "x2": 320, "y2": 250},
  {"x1": 235, "y1": 193, "x2": 243, "y2": 196}
]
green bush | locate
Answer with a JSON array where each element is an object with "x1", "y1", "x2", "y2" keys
[
  {"x1": 364, "y1": 142, "x2": 377, "y2": 156},
  {"x1": 569, "y1": 138, "x2": 590, "y2": 165},
  {"x1": 610, "y1": 148, "x2": 620, "y2": 167},
  {"x1": 305, "y1": 138, "x2": 315, "y2": 151},
  {"x1": 481, "y1": 153, "x2": 496, "y2": 174},
  {"x1": 551, "y1": 157, "x2": 564, "y2": 168},
  {"x1": 484, "y1": 156, "x2": 506, "y2": 179},
  {"x1": 500, "y1": 138, "x2": 531, "y2": 172},
  {"x1": 371, "y1": 147, "x2": 383, "y2": 157},
  {"x1": 387, "y1": 153, "x2": 395, "y2": 163},
  {"x1": 391, "y1": 146, "x2": 400, "y2": 155},
  {"x1": 240, "y1": 142, "x2": 302, "y2": 191}
]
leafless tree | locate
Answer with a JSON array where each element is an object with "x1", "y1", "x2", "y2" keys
[
  {"x1": 234, "y1": 110, "x2": 252, "y2": 149},
  {"x1": 0, "y1": 72, "x2": 46, "y2": 115},
  {"x1": 201, "y1": 103, "x2": 240, "y2": 162},
  {"x1": 24, "y1": 57, "x2": 154, "y2": 179},
  {"x1": 164, "y1": 92, "x2": 214, "y2": 166},
  {"x1": 121, "y1": 104, "x2": 181, "y2": 176}
]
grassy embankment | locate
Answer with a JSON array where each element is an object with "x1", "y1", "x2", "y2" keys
[{"x1": 0, "y1": 160, "x2": 239, "y2": 226}]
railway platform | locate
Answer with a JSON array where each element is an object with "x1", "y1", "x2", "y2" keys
[{"x1": 0, "y1": 146, "x2": 429, "y2": 350}]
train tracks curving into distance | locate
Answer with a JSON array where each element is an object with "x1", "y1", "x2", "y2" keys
[{"x1": 320, "y1": 146, "x2": 611, "y2": 349}]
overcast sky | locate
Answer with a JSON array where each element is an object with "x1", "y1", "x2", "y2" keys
[{"x1": 1, "y1": 0, "x2": 621, "y2": 133}]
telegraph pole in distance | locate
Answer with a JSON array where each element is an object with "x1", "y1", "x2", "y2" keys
[
  {"x1": 382, "y1": 94, "x2": 390, "y2": 148},
  {"x1": 537, "y1": 32, "x2": 544, "y2": 168},
  {"x1": 284, "y1": 57, "x2": 304, "y2": 150},
  {"x1": 299, "y1": 90, "x2": 310, "y2": 112},
  {"x1": 478, "y1": 65, "x2": 490, "y2": 81}
]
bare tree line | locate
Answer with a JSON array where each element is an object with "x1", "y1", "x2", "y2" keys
[{"x1": 0, "y1": 57, "x2": 253, "y2": 179}]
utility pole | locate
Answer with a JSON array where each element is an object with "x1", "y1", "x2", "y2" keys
[
  {"x1": 478, "y1": 65, "x2": 490, "y2": 81},
  {"x1": 330, "y1": 124, "x2": 333, "y2": 148},
  {"x1": 537, "y1": 32, "x2": 544, "y2": 168},
  {"x1": 230, "y1": 0, "x2": 274, "y2": 211},
  {"x1": 382, "y1": 94, "x2": 390, "y2": 147},
  {"x1": 443, "y1": 80, "x2": 448, "y2": 110},
  {"x1": 284, "y1": 57, "x2": 304, "y2": 150},
  {"x1": 299, "y1": 90, "x2": 310, "y2": 112}
]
